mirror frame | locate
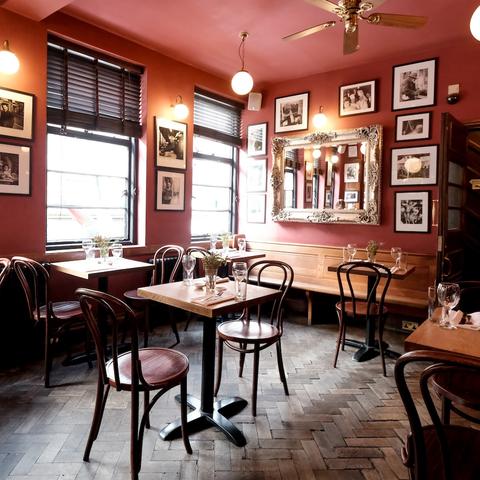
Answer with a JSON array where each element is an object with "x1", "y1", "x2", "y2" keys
[{"x1": 270, "y1": 124, "x2": 382, "y2": 224}]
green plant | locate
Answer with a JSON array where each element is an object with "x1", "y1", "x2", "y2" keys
[
  {"x1": 366, "y1": 240, "x2": 378, "y2": 256},
  {"x1": 93, "y1": 235, "x2": 110, "y2": 256},
  {"x1": 201, "y1": 252, "x2": 226, "y2": 270},
  {"x1": 220, "y1": 232, "x2": 231, "y2": 243}
]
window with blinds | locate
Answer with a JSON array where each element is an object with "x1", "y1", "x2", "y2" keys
[{"x1": 47, "y1": 36, "x2": 143, "y2": 137}]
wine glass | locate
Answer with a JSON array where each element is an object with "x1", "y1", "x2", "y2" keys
[
  {"x1": 346, "y1": 244, "x2": 357, "y2": 261},
  {"x1": 427, "y1": 285, "x2": 437, "y2": 321},
  {"x1": 238, "y1": 238, "x2": 246, "y2": 252},
  {"x1": 232, "y1": 261, "x2": 248, "y2": 300},
  {"x1": 209, "y1": 234, "x2": 217, "y2": 252},
  {"x1": 111, "y1": 242, "x2": 123, "y2": 260},
  {"x1": 391, "y1": 247, "x2": 402, "y2": 270},
  {"x1": 81, "y1": 238, "x2": 94, "y2": 261},
  {"x1": 437, "y1": 282, "x2": 460, "y2": 329},
  {"x1": 182, "y1": 254, "x2": 196, "y2": 286}
]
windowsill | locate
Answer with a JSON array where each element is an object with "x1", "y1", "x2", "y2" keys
[{"x1": 44, "y1": 244, "x2": 152, "y2": 262}]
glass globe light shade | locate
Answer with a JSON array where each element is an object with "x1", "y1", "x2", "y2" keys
[
  {"x1": 404, "y1": 156, "x2": 422, "y2": 174},
  {"x1": 0, "y1": 45, "x2": 19, "y2": 74},
  {"x1": 231, "y1": 70, "x2": 253, "y2": 95},
  {"x1": 313, "y1": 112, "x2": 327, "y2": 129},
  {"x1": 331, "y1": 154, "x2": 339, "y2": 164},
  {"x1": 312, "y1": 148, "x2": 321, "y2": 159},
  {"x1": 173, "y1": 102, "x2": 189, "y2": 120},
  {"x1": 360, "y1": 142, "x2": 367, "y2": 155},
  {"x1": 471, "y1": 6, "x2": 480, "y2": 41}
]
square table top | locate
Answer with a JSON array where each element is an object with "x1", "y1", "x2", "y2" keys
[
  {"x1": 138, "y1": 280, "x2": 280, "y2": 318},
  {"x1": 327, "y1": 263, "x2": 416, "y2": 280}
]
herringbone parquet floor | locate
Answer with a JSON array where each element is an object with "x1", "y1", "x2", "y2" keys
[{"x1": 0, "y1": 318, "x2": 416, "y2": 479}]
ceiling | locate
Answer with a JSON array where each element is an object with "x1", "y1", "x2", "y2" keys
[{"x1": 2, "y1": 0, "x2": 478, "y2": 86}]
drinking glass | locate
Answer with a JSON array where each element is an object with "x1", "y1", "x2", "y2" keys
[
  {"x1": 82, "y1": 239, "x2": 94, "y2": 261},
  {"x1": 398, "y1": 252, "x2": 408, "y2": 272},
  {"x1": 238, "y1": 238, "x2": 246, "y2": 252},
  {"x1": 110, "y1": 242, "x2": 123, "y2": 261},
  {"x1": 346, "y1": 244, "x2": 357, "y2": 262},
  {"x1": 391, "y1": 247, "x2": 402, "y2": 270},
  {"x1": 182, "y1": 254, "x2": 196, "y2": 286},
  {"x1": 209, "y1": 234, "x2": 217, "y2": 252},
  {"x1": 232, "y1": 261, "x2": 248, "y2": 300},
  {"x1": 427, "y1": 285, "x2": 437, "y2": 321},
  {"x1": 437, "y1": 282, "x2": 460, "y2": 329}
]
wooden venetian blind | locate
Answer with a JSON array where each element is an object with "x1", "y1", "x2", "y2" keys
[{"x1": 47, "y1": 36, "x2": 143, "y2": 137}]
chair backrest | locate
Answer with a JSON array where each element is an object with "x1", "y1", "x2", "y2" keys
[
  {"x1": 151, "y1": 245, "x2": 184, "y2": 285},
  {"x1": 457, "y1": 281, "x2": 480, "y2": 313},
  {"x1": 0, "y1": 258, "x2": 10, "y2": 288},
  {"x1": 11, "y1": 256, "x2": 50, "y2": 323},
  {"x1": 247, "y1": 260, "x2": 294, "y2": 332},
  {"x1": 76, "y1": 287, "x2": 141, "y2": 391},
  {"x1": 336, "y1": 261, "x2": 392, "y2": 320},
  {"x1": 394, "y1": 350, "x2": 480, "y2": 480},
  {"x1": 185, "y1": 246, "x2": 209, "y2": 278}
]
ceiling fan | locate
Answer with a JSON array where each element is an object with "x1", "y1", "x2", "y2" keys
[{"x1": 283, "y1": 0, "x2": 427, "y2": 54}]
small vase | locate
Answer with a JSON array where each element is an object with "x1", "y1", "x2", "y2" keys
[
  {"x1": 204, "y1": 267, "x2": 218, "y2": 293},
  {"x1": 98, "y1": 245, "x2": 109, "y2": 263},
  {"x1": 367, "y1": 252, "x2": 376, "y2": 263}
]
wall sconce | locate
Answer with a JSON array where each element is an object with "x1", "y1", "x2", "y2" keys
[
  {"x1": 337, "y1": 144, "x2": 346, "y2": 155},
  {"x1": 0, "y1": 40, "x2": 20, "y2": 74},
  {"x1": 172, "y1": 95, "x2": 189, "y2": 120},
  {"x1": 312, "y1": 148, "x2": 321, "y2": 160},
  {"x1": 447, "y1": 84, "x2": 460, "y2": 104},
  {"x1": 360, "y1": 142, "x2": 367, "y2": 155},
  {"x1": 312, "y1": 106, "x2": 327, "y2": 129},
  {"x1": 331, "y1": 154, "x2": 339, "y2": 164},
  {"x1": 471, "y1": 6, "x2": 480, "y2": 41},
  {"x1": 231, "y1": 32, "x2": 254, "y2": 95}
]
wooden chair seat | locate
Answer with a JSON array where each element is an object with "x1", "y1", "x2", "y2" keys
[
  {"x1": 36, "y1": 301, "x2": 83, "y2": 321},
  {"x1": 335, "y1": 300, "x2": 387, "y2": 317},
  {"x1": 217, "y1": 320, "x2": 279, "y2": 344},
  {"x1": 107, "y1": 348, "x2": 189, "y2": 390}
]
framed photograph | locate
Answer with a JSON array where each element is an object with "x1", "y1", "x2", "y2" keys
[
  {"x1": 395, "y1": 111, "x2": 432, "y2": 142},
  {"x1": 155, "y1": 117, "x2": 187, "y2": 169},
  {"x1": 247, "y1": 122, "x2": 267, "y2": 156},
  {"x1": 155, "y1": 169, "x2": 185, "y2": 211},
  {"x1": 305, "y1": 181, "x2": 313, "y2": 203},
  {"x1": 344, "y1": 191, "x2": 359, "y2": 203},
  {"x1": 344, "y1": 162, "x2": 360, "y2": 183},
  {"x1": 339, "y1": 79, "x2": 376, "y2": 117},
  {"x1": 247, "y1": 193, "x2": 266, "y2": 223},
  {"x1": 326, "y1": 160, "x2": 333, "y2": 187},
  {"x1": 247, "y1": 158, "x2": 267, "y2": 192},
  {"x1": 0, "y1": 143, "x2": 31, "y2": 195},
  {"x1": 348, "y1": 145, "x2": 358, "y2": 158},
  {"x1": 274, "y1": 92, "x2": 309, "y2": 133},
  {"x1": 391, "y1": 145, "x2": 438, "y2": 186},
  {"x1": 392, "y1": 58, "x2": 437, "y2": 111},
  {"x1": 394, "y1": 191, "x2": 431, "y2": 233},
  {"x1": 0, "y1": 87, "x2": 34, "y2": 140},
  {"x1": 325, "y1": 190, "x2": 332, "y2": 208}
]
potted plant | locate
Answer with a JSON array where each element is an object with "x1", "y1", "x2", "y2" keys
[
  {"x1": 201, "y1": 252, "x2": 226, "y2": 292},
  {"x1": 93, "y1": 235, "x2": 110, "y2": 262},
  {"x1": 366, "y1": 240, "x2": 378, "y2": 263},
  {"x1": 220, "y1": 232, "x2": 231, "y2": 254}
]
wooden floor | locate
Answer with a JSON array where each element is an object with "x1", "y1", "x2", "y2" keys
[{"x1": 0, "y1": 317, "x2": 416, "y2": 479}]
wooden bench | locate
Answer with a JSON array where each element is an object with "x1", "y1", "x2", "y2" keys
[{"x1": 246, "y1": 240, "x2": 436, "y2": 325}]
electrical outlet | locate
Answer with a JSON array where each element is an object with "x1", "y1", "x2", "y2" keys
[{"x1": 402, "y1": 320, "x2": 418, "y2": 332}]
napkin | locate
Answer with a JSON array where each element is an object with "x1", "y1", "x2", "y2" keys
[{"x1": 192, "y1": 293, "x2": 235, "y2": 306}]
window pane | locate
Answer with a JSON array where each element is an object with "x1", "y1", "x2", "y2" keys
[
  {"x1": 194, "y1": 136, "x2": 232, "y2": 158},
  {"x1": 192, "y1": 185, "x2": 231, "y2": 210},
  {"x1": 191, "y1": 211, "x2": 230, "y2": 238},
  {"x1": 192, "y1": 158, "x2": 232, "y2": 187}
]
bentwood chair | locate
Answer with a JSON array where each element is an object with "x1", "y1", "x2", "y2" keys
[
  {"x1": 395, "y1": 350, "x2": 480, "y2": 480},
  {"x1": 76, "y1": 288, "x2": 191, "y2": 480},
  {"x1": 0, "y1": 258, "x2": 10, "y2": 287},
  {"x1": 12, "y1": 256, "x2": 85, "y2": 388},
  {"x1": 431, "y1": 281, "x2": 480, "y2": 424},
  {"x1": 214, "y1": 260, "x2": 294, "y2": 416},
  {"x1": 124, "y1": 245, "x2": 184, "y2": 346},
  {"x1": 334, "y1": 261, "x2": 392, "y2": 376}
]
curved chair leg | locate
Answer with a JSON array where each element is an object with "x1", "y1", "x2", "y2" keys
[
  {"x1": 239, "y1": 342, "x2": 246, "y2": 377},
  {"x1": 130, "y1": 388, "x2": 140, "y2": 480},
  {"x1": 144, "y1": 391, "x2": 150, "y2": 429},
  {"x1": 441, "y1": 396, "x2": 452, "y2": 424},
  {"x1": 377, "y1": 317, "x2": 387, "y2": 377},
  {"x1": 143, "y1": 303, "x2": 150, "y2": 348},
  {"x1": 44, "y1": 327, "x2": 53, "y2": 388},
  {"x1": 214, "y1": 338, "x2": 224, "y2": 397},
  {"x1": 333, "y1": 311, "x2": 344, "y2": 368},
  {"x1": 180, "y1": 377, "x2": 192, "y2": 454},
  {"x1": 252, "y1": 345, "x2": 260, "y2": 416},
  {"x1": 184, "y1": 312, "x2": 192, "y2": 331},
  {"x1": 276, "y1": 340, "x2": 289, "y2": 396},
  {"x1": 168, "y1": 308, "x2": 180, "y2": 345}
]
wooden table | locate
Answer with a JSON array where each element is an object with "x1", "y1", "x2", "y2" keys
[
  {"x1": 138, "y1": 280, "x2": 281, "y2": 447},
  {"x1": 50, "y1": 257, "x2": 153, "y2": 292},
  {"x1": 405, "y1": 319, "x2": 480, "y2": 359},
  {"x1": 327, "y1": 263, "x2": 416, "y2": 362}
]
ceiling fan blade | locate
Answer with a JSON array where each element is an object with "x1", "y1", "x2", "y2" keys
[
  {"x1": 283, "y1": 21, "x2": 336, "y2": 41},
  {"x1": 366, "y1": 13, "x2": 428, "y2": 28},
  {"x1": 343, "y1": 27, "x2": 359, "y2": 55},
  {"x1": 304, "y1": 0, "x2": 339, "y2": 14}
]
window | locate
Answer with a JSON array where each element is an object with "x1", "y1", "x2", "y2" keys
[
  {"x1": 46, "y1": 36, "x2": 142, "y2": 248},
  {"x1": 191, "y1": 89, "x2": 242, "y2": 239},
  {"x1": 284, "y1": 150, "x2": 297, "y2": 209}
]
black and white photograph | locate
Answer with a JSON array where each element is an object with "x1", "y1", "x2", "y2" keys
[
  {"x1": 274, "y1": 92, "x2": 309, "y2": 133},
  {"x1": 325, "y1": 190, "x2": 332, "y2": 208},
  {"x1": 344, "y1": 191, "x2": 359, "y2": 203},
  {"x1": 247, "y1": 122, "x2": 267, "y2": 156},
  {"x1": 395, "y1": 111, "x2": 432, "y2": 142},
  {"x1": 0, "y1": 87, "x2": 34, "y2": 140},
  {"x1": 305, "y1": 181, "x2": 313, "y2": 203},
  {"x1": 247, "y1": 193, "x2": 266, "y2": 223},
  {"x1": 339, "y1": 80, "x2": 376, "y2": 117},
  {"x1": 392, "y1": 58, "x2": 437, "y2": 111},
  {"x1": 155, "y1": 117, "x2": 187, "y2": 169},
  {"x1": 391, "y1": 145, "x2": 438, "y2": 186},
  {"x1": 326, "y1": 161, "x2": 333, "y2": 187},
  {"x1": 0, "y1": 143, "x2": 31, "y2": 196},
  {"x1": 395, "y1": 191, "x2": 431, "y2": 233},
  {"x1": 344, "y1": 162, "x2": 360, "y2": 183},
  {"x1": 247, "y1": 158, "x2": 267, "y2": 192},
  {"x1": 155, "y1": 169, "x2": 185, "y2": 211}
]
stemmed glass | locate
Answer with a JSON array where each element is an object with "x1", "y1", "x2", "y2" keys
[
  {"x1": 182, "y1": 254, "x2": 196, "y2": 286},
  {"x1": 391, "y1": 247, "x2": 402, "y2": 270},
  {"x1": 81, "y1": 239, "x2": 94, "y2": 261},
  {"x1": 209, "y1": 234, "x2": 217, "y2": 252},
  {"x1": 111, "y1": 243, "x2": 123, "y2": 261},
  {"x1": 437, "y1": 282, "x2": 460, "y2": 329},
  {"x1": 346, "y1": 244, "x2": 357, "y2": 262},
  {"x1": 232, "y1": 261, "x2": 248, "y2": 300}
]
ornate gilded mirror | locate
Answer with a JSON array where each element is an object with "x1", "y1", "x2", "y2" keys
[{"x1": 270, "y1": 124, "x2": 382, "y2": 224}]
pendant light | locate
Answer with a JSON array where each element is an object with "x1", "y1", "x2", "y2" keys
[
  {"x1": 471, "y1": 6, "x2": 480, "y2": 41},
  {"x1": 0, "y1": 40, "x2": 20, "y2": 74},
  {"x1": 231, "y1": 32, "x2": 254, "y2": 96}
]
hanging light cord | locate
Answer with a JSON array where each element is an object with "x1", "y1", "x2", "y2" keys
[{"x1": 238, "y1": 33, "x2": 248, "y2": 70}]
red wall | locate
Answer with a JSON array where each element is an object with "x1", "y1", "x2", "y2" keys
[{"x1": 240, "y1": 36, "x2": 480, "y2": 255}]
